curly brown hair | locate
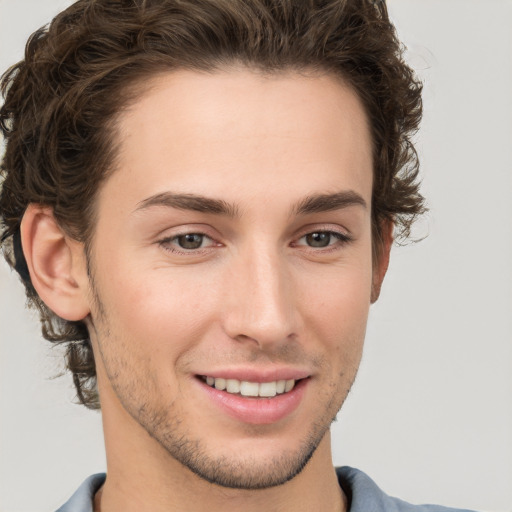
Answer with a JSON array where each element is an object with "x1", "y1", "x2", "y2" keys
[{"x1": 0, "y1": 0, "x2": 424, "y2": 409}]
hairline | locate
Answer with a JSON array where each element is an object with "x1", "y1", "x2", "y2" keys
[{"x1": 79, "y1": 62, "x2": 383, "y2": 260}]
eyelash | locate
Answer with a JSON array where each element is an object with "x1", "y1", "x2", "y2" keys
[
  {"x1": 294, "y1": 230, "x2": 352, "y2": 251},
  {"x1": 158, "y1": 232, "x2": 217, "y2": 254},
  {"x1": 157, "y1": 229, "x2": 352, "y2": 255}
]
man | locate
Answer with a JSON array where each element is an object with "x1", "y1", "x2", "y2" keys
[{"x1": 0, "y1": 1, "x2": 478, "y2": 511}]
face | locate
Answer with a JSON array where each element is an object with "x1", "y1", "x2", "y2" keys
[{"x1": 85, "y1": 68, "x2": 380, "y2": 489}]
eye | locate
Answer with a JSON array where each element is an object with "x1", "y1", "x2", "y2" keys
[
  {"x1": 296, "y1": 230, "x2": 351, "y2": 249},
  {"x1": 159, "y1": 232, "x2": 217, "y2": 253},
  {"x1": 175, "y1": 233, "x2": 207, "y2": 250}
]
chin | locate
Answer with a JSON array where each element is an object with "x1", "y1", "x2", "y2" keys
[
  {"x1": 146, "y1": 408, "x2": 337, "y2": 490},
  {"x1": 174, "y1": 437, "x2": 322, "y2": 490}
]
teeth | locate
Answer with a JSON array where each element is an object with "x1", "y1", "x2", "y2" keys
[
  {"x1": 240, "y1": 381, "x2": 259, "y2": 397},
  {"x1": 214, "y1": 378, "x2": 226, "y2": 390},
  {"x1": 259, "y1": 382, "x2": 277, "y2": 397},
  {"x1": 226, "y1": 379, "x2": 241, "y2": 393},
  {"x1": 205, "y1": 377, "x2": 297, "y2": 397}
]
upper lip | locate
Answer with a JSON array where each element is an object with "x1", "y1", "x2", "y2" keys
[{"x1": 195, "y1": 367, "x2": 311, "y2": 382}]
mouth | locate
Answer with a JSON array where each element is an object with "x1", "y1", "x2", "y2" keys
[
  {"x1": 199, "y1": 375, "x2": 299, "y2": 398},
  {"x1": 196, "y1": 373, "x2": 309, "y2": 424}
]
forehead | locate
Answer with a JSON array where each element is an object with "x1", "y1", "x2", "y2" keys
[{"x1": 101, "y1": 68, "x2": 373, "y2": 214}]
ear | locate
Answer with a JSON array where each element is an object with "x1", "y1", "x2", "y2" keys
[
  {"x1": 20, "y1": 205, "x2": 90, "y2": 321},
  {"x1": 370, "y1": 219, "x2": 393, "y2": 303}
]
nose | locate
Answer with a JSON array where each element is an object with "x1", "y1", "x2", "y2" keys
[{"x1": 222, "y1": 246, "x2": 298, "y2": 349}]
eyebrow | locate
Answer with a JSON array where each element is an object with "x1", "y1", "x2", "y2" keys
[
  {"x1": 293, "y1": 191, "x2": 367, "y2": 215},
  {"x1": 134, "y1": 190, "x2": 366, "y2": 218},
  {"x1": 134, "y1": 192, "x2": 240, "y2": 217}
]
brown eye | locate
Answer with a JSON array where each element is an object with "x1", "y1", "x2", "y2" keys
[
  {"x1": 177, "y1": 233, "x2": 205, "y2": 249},
  {"x1": 305, "y1": 232, "x2": 332, "y2": 247}
]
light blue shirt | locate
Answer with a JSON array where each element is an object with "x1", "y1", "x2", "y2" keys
[{"x1": 56, "y1": 467, "x2": 477, "y2": 511}]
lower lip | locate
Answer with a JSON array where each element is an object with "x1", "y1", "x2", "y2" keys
[{"x1": 197, "y1": 378, "x2": 308, "y2": 425}]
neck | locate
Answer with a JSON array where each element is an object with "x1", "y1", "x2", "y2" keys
[
  {"x1": 98, "y1": 408, "x2": 345, "y2": 512},
  {"x1": 99, "y1": 441, "x2": 345, "y2": 512},
  {"x1": 95, "y1": 362, "x2": 347, "y2": 512}
]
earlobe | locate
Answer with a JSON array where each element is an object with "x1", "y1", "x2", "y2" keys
[
  {"x1": 20, "y1": 205, "x2": 90, "y2": 321},
  {"x1": 370, "y1": 219, "x2": 394, "y2": 303}
]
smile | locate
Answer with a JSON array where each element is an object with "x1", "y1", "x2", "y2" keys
[
  {"x1": 197, "y1": 374, "x2": 309, "y2": 424},
  {"x1": 201, "y1": 376, "x2": 297, "y2": 397}
]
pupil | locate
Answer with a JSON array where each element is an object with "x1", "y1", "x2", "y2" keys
[
  {"x1": 306, "y1": 232, "x2": 330, "y2": 247},
  {"x1": 178, "y1": 234, "x2": 203, "y2": 249}
]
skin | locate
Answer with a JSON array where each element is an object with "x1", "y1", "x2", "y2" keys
[{"x1": 23, "y1": 68, "x2": 391, "y2": 512}]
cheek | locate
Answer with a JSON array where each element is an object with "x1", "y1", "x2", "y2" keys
[
  {"x1": 296, "y1": 260, "x2": 372, "y2": 354},
  {"x1": 95, "y1": 261, "x2": 224, "y2": 359}
]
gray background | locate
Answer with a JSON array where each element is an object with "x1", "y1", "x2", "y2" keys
[{"x1": 1, "y1": 0, "x2": 511, "y2": 511}]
